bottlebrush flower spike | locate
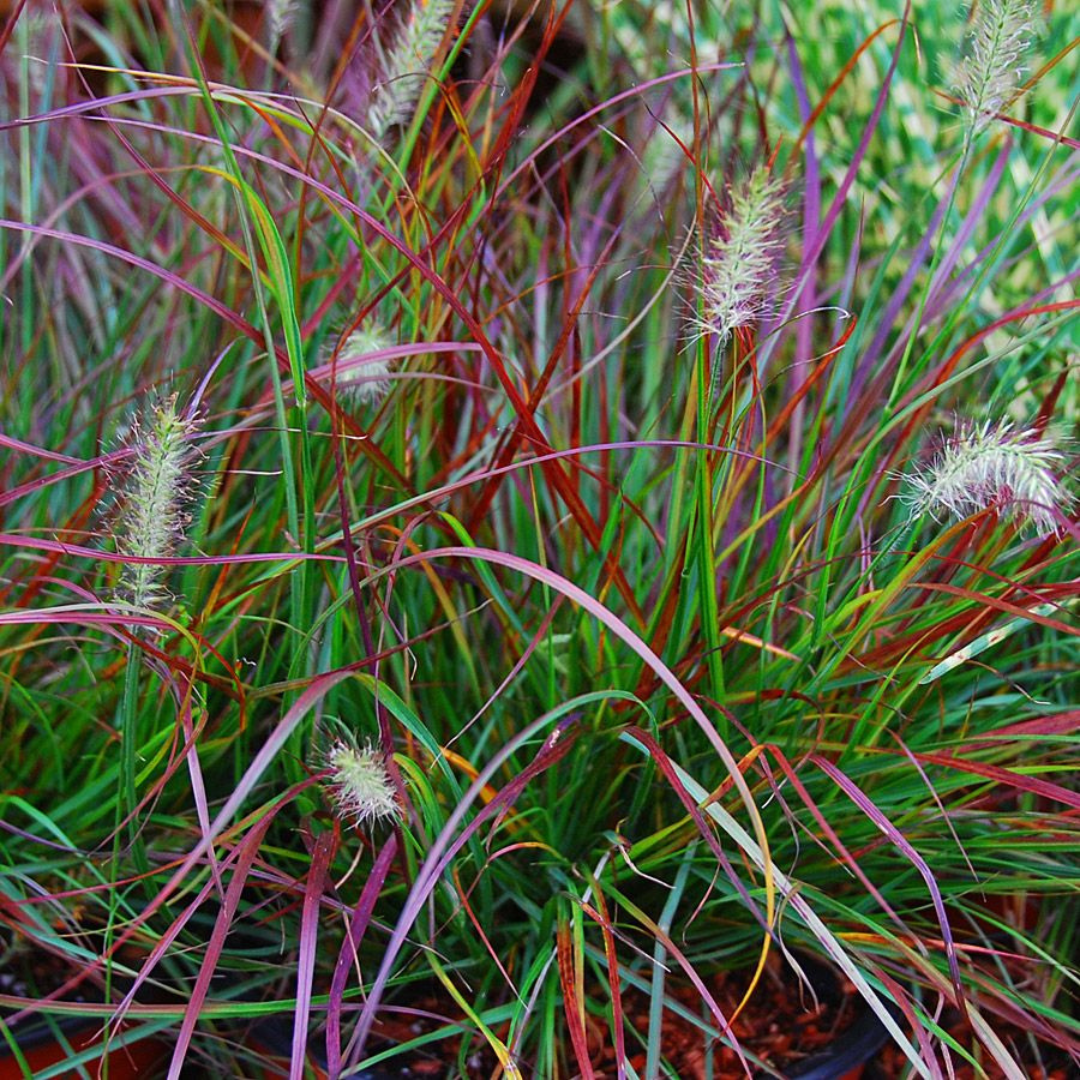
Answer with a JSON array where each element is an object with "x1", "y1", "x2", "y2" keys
[
  {"x1": 323, "y1": 736, "x2": 400, "y2": 829},
  {"x1": 900, "y1": 420, "x2": 1071, "y2": 535},
  {"x1": 330, "y1": 324, "x2": 396, "y2": 404},
  {"x1": 691, "y1": 165, "x2": 786, "y2": 345},
  {"x1": 115, "y1": 395, "x2": 201, "y2": 611},
  {"x1": 368, "y1": 0, "x2": 458, "y2": 139},
  {"x1": 953, "y1": 0, "x2": 1036, "y2": 134}
]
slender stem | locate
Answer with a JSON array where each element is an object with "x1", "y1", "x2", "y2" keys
[
  {"x1": 118, "y1": 641, "x2": 149, "y2": 872},
  {"x1": 695, "y1": 335, "x2": 727, "y2": 715}
]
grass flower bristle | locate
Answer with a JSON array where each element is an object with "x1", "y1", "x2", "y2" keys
[
  {"x1": 330, "y1": 325, "x2": 396, "y2": 405},
  {"x1": 115, "y1": 396, "x2": 201, "y2": 611},
  {"x1": 900, "y1": 419, "x2": 1070, "y2": 535},
  {"x1": 369, "y1": 0, "x2": 458, "y2": 139},
  {"x1": 953, "y1": 0, "x2": 1036, "y2": 133},
  {"x1": 323, "y1": 737, "x2": 400, "y2": 829},
  {"x1": 691, "y1": 165, "x2": 786, "y2": 345}
]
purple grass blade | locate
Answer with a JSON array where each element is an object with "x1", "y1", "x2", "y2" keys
[
  {"x1": 292, "y1": 831, "x2": 335, "y2": 1080},
  {"x1": 166, "y1": 815, "x2": 274, "y2": 1080},
  {"x1": 785, "y1": 20, "x2": 821, "y2": 431},
  {"x1": 0, "y1": 219, "x2": 254, "y2": 335},
  {"x1": 0, "y1": 432, "x2": 84, "y2": 464},
  {"x1": 0, "y1": 532, "x2": 344, "y2": 568},
  {"x1": 765, "y1": 4, "x2": 912, "y2": 373},
  {"x1": 346, "y1": 713, "x2": 578, "y2": 1069},
  {"x1": 325, "y1": 836, "x2": 398, "y2": 1078},
  {"x1": 108, "y1": 671, "x2": 361, "y2": 1030},
  {"x1": 811, "y1": 756, "x2": 968, "y2": 1021},
  {"x1": 853, "y1": 135, "x2": 1013, "y2": 393}
]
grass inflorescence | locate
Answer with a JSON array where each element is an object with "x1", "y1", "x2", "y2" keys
[{"x1": 0, "y1": 1, "x2": 1077, "y2": 1077}]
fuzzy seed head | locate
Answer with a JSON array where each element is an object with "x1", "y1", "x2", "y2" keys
[
  {"x1": 953, "y1": 0, "x2": 1036, "y2": 134},
  {"x1": 330, "y1": 325, "x2": 396, "y2": 404},
  {"x1": 691, "y1": 166, "x2": 786, "y2": 345},
  {"x1": 368, "y1": 0, "x2": 459, "y2": 139},
  {"x1": 116, "y1": 396, "x2": 201, "y2": 610},
  {"x1": 900, "y1": 420, "x2": 1071, "y2": 535},
  {"x1": 323, "y1": 738, "x2": 400, "y2": 829},
  {"x1": 266, "y1": 0, "x2": 301, "y2": 45}
]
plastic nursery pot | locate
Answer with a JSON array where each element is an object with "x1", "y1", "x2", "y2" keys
[
  {"x1": 0, "y1": 938, "x2": 171, "y2": 1080},
  {"x1": 775, "y1": 954, "x2": 899, "y2": 1080},
  {"x1": 782, "y1": 1008, "x2": 894, "y2": 1080},
  {"x1": 0, "y1": 1015, "x2": 169, "y2": 1080}
]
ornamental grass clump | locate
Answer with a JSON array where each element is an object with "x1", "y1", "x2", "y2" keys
[
  {"x1": 3, "y1": 2, "x2": 1078, "y2": 1077},
  {"x1": 901, "y1": 419, "x2": 1071, "y2": 535},
  {"x1": 692, "y1": 165, "x2": 786, "y2": 345},
  {"x1": 953, "y1": 0, "x2": 1036, "y2": 133},
  {"x1": 114, "y1": 395, "x2": 202, "y2": 612}
]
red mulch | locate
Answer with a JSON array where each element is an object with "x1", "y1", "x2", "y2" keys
[
  {"x1": 368, "y1": 967, "x2": 1077, "y2": 1079},
  {"x1": 607, "y1": 962, "x2": 862, "y2": 1078},
  {"x1": 869, "y1": 1008, "x2": 1074, "y2": 1080}
]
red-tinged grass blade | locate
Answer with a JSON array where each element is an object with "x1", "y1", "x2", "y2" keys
[
  {"x1": 325, "y1": 835, "x2": 398, "y2": 1078},
  {"x1": 348, "y1": 713, "x2": 579, "y2": 1066},
  {"x1": 292, "y1": 831, "x2": 336, "y2": 1080},
  {"x1": 0, "y1": 532, "x2": 343, "y2": 570},
  {"x1": 911, "y1": 582, "x2": 1080, "y2": 638},
  {"x1": 904, "y1": 750, "x2": 1080, "y2": 810},
  {"x1": 450, "y1": 863, "x2": 520, "y2": 997},
  {"x1": 618, "y1": 727, "x2": 766, "y2": 929},
  {"x1": 957, "y1": 709, "x2": 1080, "y2": 747},
  {"x1": 0, "y1": 0, "x2": 30, "y2": 56},
  {"x1": 853, "y1": 579, "x2": 1078, "y2": 673},
  {"x1": 618, "y1": 732, "x2": 930, "y2": 1076},
  {"x1": 809, "y1": 756, "x2": 968, "y2": 1020},
  {"x1": 166, "y1": 813, "x2": 273, "y2": 1080},
  {"x1": 107, "y1": 670, "x2": 362, "y2": 1028},
  {"x1": 597, "y1": 882, "x2": 753, "y2": 1074},
  {"x1": 556, "y1": 915, "x2": 595, "y2": 1080},
  {"x1": 896, "y1": 298, "x2": 1080, "y2": 433},
  {"x1": 791, "y1": 16, "x2": 904, "y2": 156},
  {"x1": 0, "y1": 448, "x2": 133, "y2": 511},
  {"x1": 583, "y1": 882, "x2": 627, "y2": 1079},
  {"x1": 753, "y1": 742, "x2": 910, "y2": 936},
  {"x1": 168, "y1": 671, "x2": 224, "y2": 899}
]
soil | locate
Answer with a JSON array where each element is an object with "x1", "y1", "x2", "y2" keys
[
  {"x1": 363, "y1": 958, "x2": 865, "y2": 1078},
  {"x1": 5, "y1": 941, "x2": 1074, "y2": 1078}
]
